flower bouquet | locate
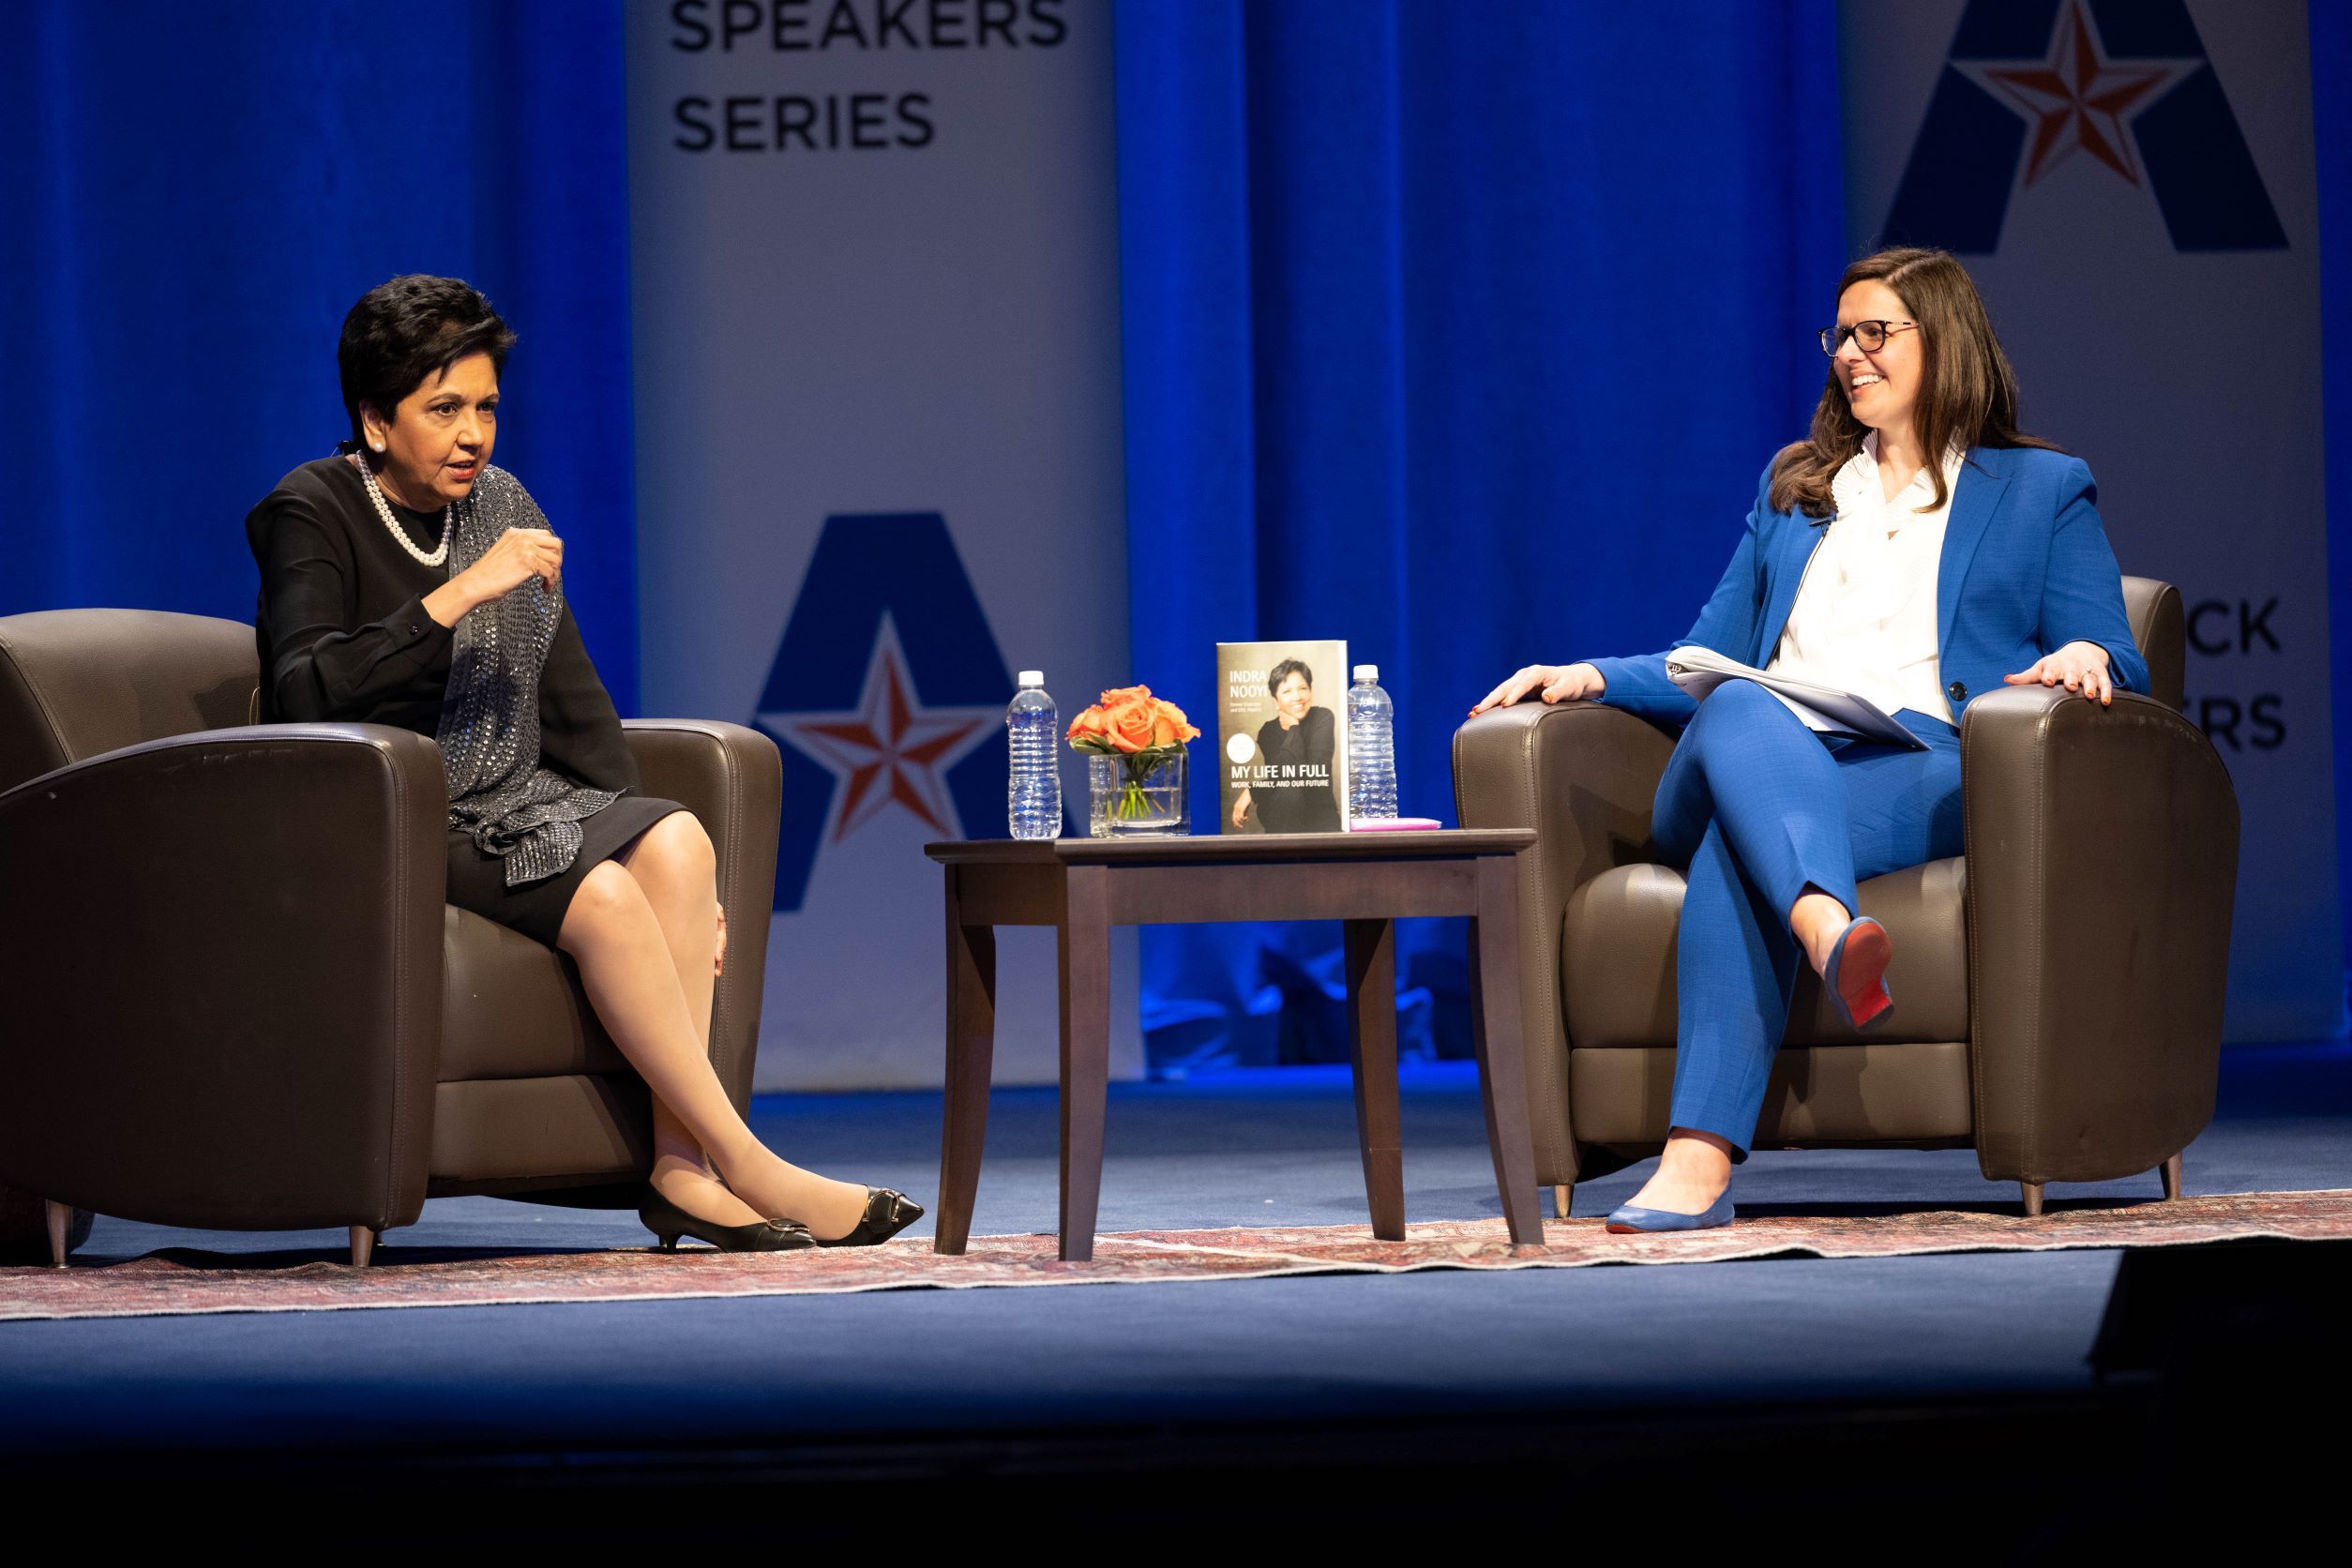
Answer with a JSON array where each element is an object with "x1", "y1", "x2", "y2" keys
[{"x1": 1065, "y1": 685, "x2": 1200, "y2": 836}]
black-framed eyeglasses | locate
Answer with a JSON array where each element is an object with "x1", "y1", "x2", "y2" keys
[{"x1": 1819, "y1": 319, "x2": 1919, "y2": 356}]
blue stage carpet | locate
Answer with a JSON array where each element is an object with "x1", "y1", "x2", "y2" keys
[{"x1": 1, "y1": 1044, "x2": 2344, "y2": 1469}]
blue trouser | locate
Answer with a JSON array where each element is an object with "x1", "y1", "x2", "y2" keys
[{"x1": 1649, "y1": 680, "x2": 1964, "y2": 1159}]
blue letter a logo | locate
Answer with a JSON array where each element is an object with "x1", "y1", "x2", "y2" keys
[
  {"x1": 1884, "y1": 0, "x2": 2285, "y2": 254},
  {"x1": 753, "y1": 513, "x2": 1014, "y2": 912}
]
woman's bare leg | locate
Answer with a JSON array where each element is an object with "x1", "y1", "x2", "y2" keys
[
  {"x1": 607, "y1": 817, "x2": 762, "y2": 1227},
  {"x1": 641, "y1": 1100, "x2": 761, "y2": 1224},
  {"x1": 619, "y1": 816, "x2": 867, "y2": 1236},
  {"x1": 561, "y1": 831, "x2": 867, "y2": 1237}
]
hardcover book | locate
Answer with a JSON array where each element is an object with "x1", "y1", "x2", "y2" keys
[{"x1": 1216, "y1": 641, "x2": 1350, "y2": 834}]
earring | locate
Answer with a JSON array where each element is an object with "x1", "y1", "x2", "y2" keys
[{"x1": 370, "y1": 441, "x2": 385, "y2": 454}]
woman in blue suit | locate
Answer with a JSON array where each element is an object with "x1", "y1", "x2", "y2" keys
[{"x1": 1471, "y1": 248, "x2": 2144, "y2": 1233}]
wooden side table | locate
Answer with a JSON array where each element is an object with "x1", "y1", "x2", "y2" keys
[{"x1": 923, "y1": 830, "x2": 1543, "y2": 1260}]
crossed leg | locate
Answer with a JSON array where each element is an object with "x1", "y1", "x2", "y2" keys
[
  {"x1": 1623, "y1": 684, "x2": 1959, "y2": 1216},
  {"x1": 558, "y1": 811, "x2": 869, "y2": 1239},
  {"x1": 611, "y1": 814, "x2": 759, "y2": 1229}
]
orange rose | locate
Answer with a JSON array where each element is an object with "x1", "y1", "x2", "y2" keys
[
  {"x1": 1100, "y1": 686, "x2": 1159, "y2": 755},
  {"x1": 1150, "y1": 699, "x2": 1200, "y2": 746},
  {"x1": 1066, "y1": 686, "x2": 1198, "y2": 758}
]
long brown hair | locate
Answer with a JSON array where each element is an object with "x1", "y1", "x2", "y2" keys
[{"x1": 1768, "y1": 248, "x2": 2058, "y2": 518}]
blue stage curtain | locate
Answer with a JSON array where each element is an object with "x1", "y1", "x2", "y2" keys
[
  {"x1": 1113, "y1": 1, "x2": 1847, "y2": 1069},
  {"x1": 0, "y1": 1, "x2": 639, "y2": 713},
  {"x1": 2318, "y1": 3, "x2": 2352, "y2": 985}
]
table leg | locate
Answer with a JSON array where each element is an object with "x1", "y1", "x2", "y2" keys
[
  {"x1": 1057, "y1": 864, "x2": 1111, "y2": 1262},
  {"x1": 1344, "y1": 917, "x2": 1405, "y2": 1241},
  {"x1": 1468, "y1": 854, "x2": 1545, "y2": 1247},
  {"x1": 935, "y1": 867, "x2": 997, "y2": 1256}
]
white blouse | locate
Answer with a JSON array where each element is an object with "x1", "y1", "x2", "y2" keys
[{"x1": 1767, "y1": 432, "x2": 1965, "y2": 727}]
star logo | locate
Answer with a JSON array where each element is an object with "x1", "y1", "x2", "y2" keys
[
  {"x1": 1954, "y1": 0, "x2": 2198, "y2": 189},
  {"x1": 759, "y1": 621, "x2": 998, "y2": 844}
]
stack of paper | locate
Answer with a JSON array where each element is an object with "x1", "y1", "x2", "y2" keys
[{"x1": 1664, "y1": 647, "x2": 1927, "y2": 751}]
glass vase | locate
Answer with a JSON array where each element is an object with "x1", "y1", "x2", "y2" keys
[{"x1": 1087, "y1": 750, "x2": 1189, "y2": 837}]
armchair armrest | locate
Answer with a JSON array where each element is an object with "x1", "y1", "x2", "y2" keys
[
  {"x1": 622, "y1": 720, "x2": 782, "y2": 1108},
  {"x1": 0, "y1": 724, "x2": 445, "y2": 1231},
  {"x1": 1453, "y1": 701, "x2": 1679, "y2": 1183},
  {"x1": 1962, "y1": 687, "x2": 2238, "y2": 1184}
]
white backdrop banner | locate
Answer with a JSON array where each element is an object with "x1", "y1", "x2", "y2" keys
[
  {"x1": 626, "y1": 0, "x2": 1138, "y2": 1090},
  {"x1": 1840, "y1": 0, "x2": 2340, "y2": 1038}
]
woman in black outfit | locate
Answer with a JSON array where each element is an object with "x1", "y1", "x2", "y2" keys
[
  {"x1": 1231, "y1": 657, "x2": 1342, "y2": 833},
  {"x1": 248, "y1": 275, "x2": 920, "y2": 1253}
]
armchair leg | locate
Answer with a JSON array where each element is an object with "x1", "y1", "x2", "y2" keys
[
  {"x1": 2020, "y1": 1182, "x2": 2044, "y2": 1218},
  {"x1": 349, "y1": 1226, "x2": 376, "y2": 1269},
  {"x1": 2160, "y1": 1153, "x2": 2183, "y2": 1200},
  {"x1": 44, "y1": 1200, "x2": 70, "y2": 1269},
  {"x1": 1551, "y1": 1184, "x2": 1573, "y2": 1220}
]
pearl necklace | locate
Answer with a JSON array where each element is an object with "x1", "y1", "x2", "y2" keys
[{"x1": 357, "y1": 456, "x2": 453, "y2": 567}]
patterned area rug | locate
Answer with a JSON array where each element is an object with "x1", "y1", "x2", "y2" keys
[{"x1": 3, "y1": 1189, "x2": 2345, "y2": 1322}]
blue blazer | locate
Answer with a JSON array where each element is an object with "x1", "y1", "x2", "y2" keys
[{"x1": 1583, "y1": 445, "x2": 2148, "y2": 727}]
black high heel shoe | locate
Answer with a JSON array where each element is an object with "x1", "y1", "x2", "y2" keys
[
  {"x1": 813, "y1": 1187, "x2": 926, "y2": 1248},
  {"x1": 640, "y1": 1187, "x2": 817, "y2": 1253}
]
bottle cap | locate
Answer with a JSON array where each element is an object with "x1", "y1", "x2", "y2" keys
[
  {"x1": 1018, "y1": 671, "x2": 1044, "y2": 686},
  {"x1": 1353, "y1": 664, "x2": 1379, "y2": 682}
]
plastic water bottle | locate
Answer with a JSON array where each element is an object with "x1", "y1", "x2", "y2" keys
[
  {"x1": 1006, "y1": 671, "x2": 1061, "y2": 840},
  {"x1": 1347, "y1": 664, "x2": 1397, "y2": 824}
]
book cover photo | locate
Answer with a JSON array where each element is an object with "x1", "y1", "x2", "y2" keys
[{"x1": 1216, "y1": 641, "x2": 1349, "y2": 834}]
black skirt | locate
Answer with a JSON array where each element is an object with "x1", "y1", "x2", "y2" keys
[{"x1": 445, "y1": 794, "x2": 691, "y2": 949}]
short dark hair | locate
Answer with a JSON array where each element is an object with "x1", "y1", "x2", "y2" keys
[
  {"x1": 337, "y1": 275, "x2": 516, "y2": 445},
  {"x1": 1268, "y1": 658, "x2": 1314, "y2": 693}
]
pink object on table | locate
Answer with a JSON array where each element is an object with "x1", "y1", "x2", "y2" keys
[{"x1": 1348, "y1": 817, "x2": 1444, "y2": 832}]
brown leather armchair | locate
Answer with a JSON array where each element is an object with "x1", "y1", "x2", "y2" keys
[
  {"x1": 1453, "y1": 578, "x2": 2238, "y2": 1216},
  {"x1": 0, "y1": 609, "x2": 781, "y2": 1265}
]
